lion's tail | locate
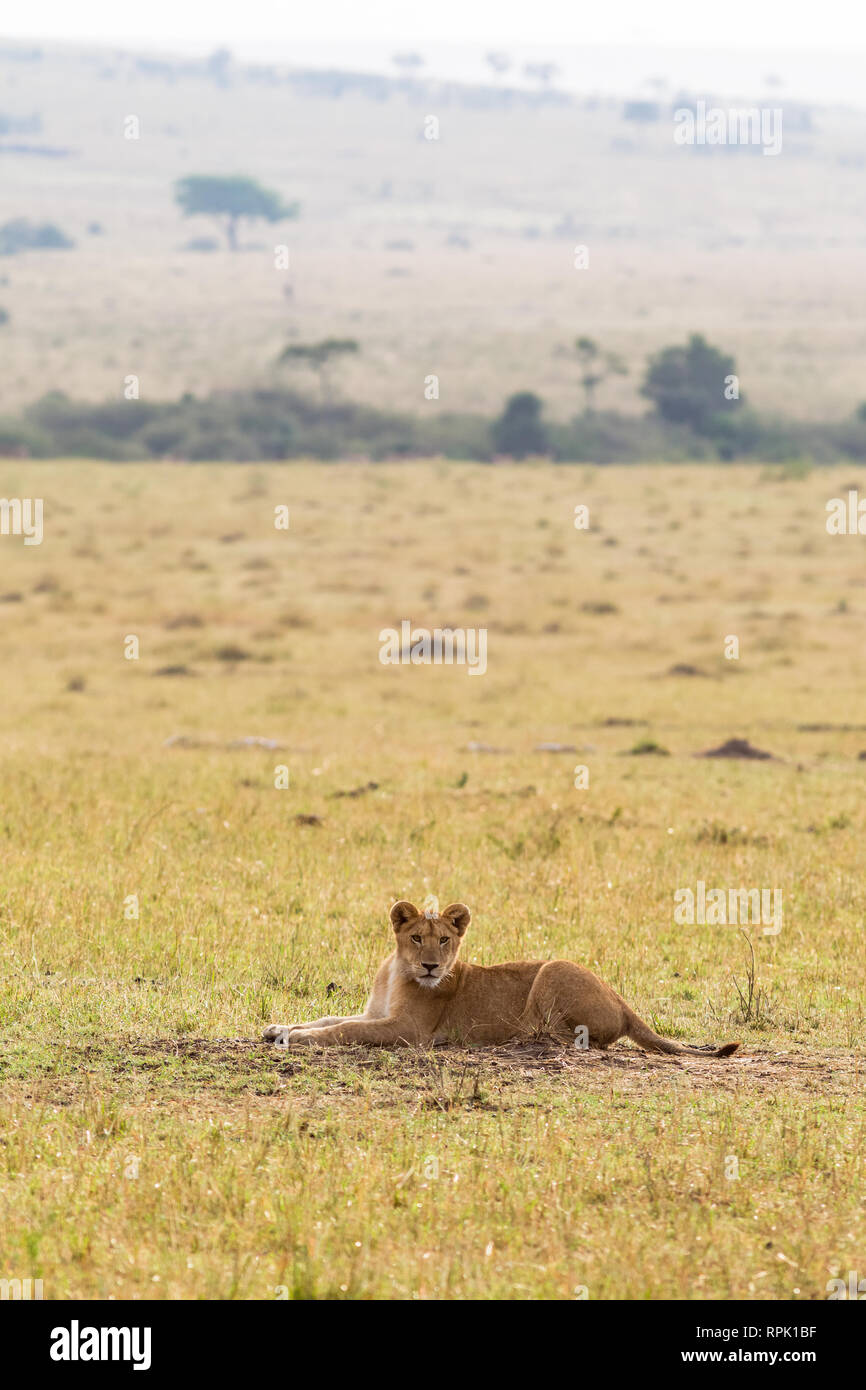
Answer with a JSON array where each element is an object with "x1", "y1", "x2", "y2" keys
[{"x1": 623, "y1": 1005, "x2": 740, "y2": 1059}]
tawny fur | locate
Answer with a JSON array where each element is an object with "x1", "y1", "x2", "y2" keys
[{"x1": 263, "y1": 901, "x2": 741, "y2": 1058}]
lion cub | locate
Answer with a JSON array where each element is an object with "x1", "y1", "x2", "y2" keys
[{"x1": 263, "y1": 900, "x2": 740, "y2": 1057}]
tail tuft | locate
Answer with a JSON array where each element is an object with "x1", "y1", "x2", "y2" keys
[{"x1": 623, "y1": 1004, "x2": 742, "y2": 1060}]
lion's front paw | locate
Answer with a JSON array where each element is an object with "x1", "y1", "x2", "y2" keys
[
  {"x1": 281, "y1": 1029, "x2": 321, "y2": 1047},
  {"x1": 263, "y1": 1023, "x2": 295, "y2": 1046}
]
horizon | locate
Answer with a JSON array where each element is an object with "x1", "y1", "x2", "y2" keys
[{"x1": 4, "y1": 32, "x2": 865, "y2": 110}]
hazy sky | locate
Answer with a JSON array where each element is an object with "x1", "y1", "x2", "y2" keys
[{"x1": 2, "y1": 0, "x2": 862, "y2": 52}]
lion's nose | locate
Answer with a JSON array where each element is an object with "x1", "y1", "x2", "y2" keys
[{"x1": 421, "y1": 962, "x2": 438, "y2": 973}]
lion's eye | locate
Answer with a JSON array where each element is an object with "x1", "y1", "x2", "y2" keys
[
  {"x1": 411, "y1": 935, "x2": 422, "y2": 944},
  {"x1": 439, "y1": 937, "x2": 449, "y2": 946}
]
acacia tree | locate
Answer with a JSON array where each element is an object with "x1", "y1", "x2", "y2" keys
[
  {"x1": 524, "y1": 61, "x2": 559, "y2": 92},
  {"x1": 174, "y1": 175, "x2": 298, "y2": 251},
  {"x1": 278, "y1": 338, "x2": 359, "y2": 402},
  {"x1": 573, "y1": 337, "x2": 628, "y2": 412},
  {"x1": 485, "y1": 52, "x2": 511, "y2": 82}
]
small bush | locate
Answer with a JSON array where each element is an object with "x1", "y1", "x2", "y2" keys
[
  {"x1": 624, "y1": 738, "x2": 671, "y2": 757},
  {"x1": 492, "y1": 391, "x2": 548, "y2": 458},
  {"x1": 182, "y1": 236, "x2": 220, "y2": 252},
  {"x1": 214, "y1": 644, "x2": 251, "y2": 662},
  {"x1": 0, "y1": 415, "x2": 53, "y2": 457},
  {"x1": 0, "y1": 218, "x2": 74, "y2": 254}
]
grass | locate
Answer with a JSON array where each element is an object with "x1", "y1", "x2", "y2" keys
[{"x1": 0, "y1": 458, "x2": 864, "y2": 1300}]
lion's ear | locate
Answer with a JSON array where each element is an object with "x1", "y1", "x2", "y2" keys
[
  {"x1": 389, "y1": 900, "x2": 419, "y2": 931},
  {"x1": 441, "y1": 903, "x2": 471, "y2": 936}
]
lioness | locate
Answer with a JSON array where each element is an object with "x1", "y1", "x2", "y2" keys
[{"x1": 263, "y1": 900, "x2": 740, "y2": 1056}]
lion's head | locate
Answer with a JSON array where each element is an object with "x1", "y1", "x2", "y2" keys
[{"x1": 389, "y1": 899, "x2": 471, "y2": 988}]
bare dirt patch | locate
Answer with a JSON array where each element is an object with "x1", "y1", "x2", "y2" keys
[
  {"x1": 696, "y1": 737, "x2": 778, "y2": 761},
  {"x1": 99, "y1": 1036, "x2": 864, "y2": 1101}
]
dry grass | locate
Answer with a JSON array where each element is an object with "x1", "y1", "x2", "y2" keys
[{"x1": 0, "y1": 459, "x2": 864, "y2": 1299}]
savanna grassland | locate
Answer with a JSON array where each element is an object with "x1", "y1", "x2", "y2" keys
[
  {"x1": 3, "y1": 41, "x2": 866, "y2": 424},
  {"x1": 0, "y1": 458, "x2": 864, "y2": 1301}
]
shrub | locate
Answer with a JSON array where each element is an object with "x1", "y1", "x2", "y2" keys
[
  {"x1": 0, "y1": 416, "x2": 53, "y2": 457},
  {"x1": 9, "y1": 379, "x2": 866, "y2": 465},
  {"x1": 641, "y1": 334, "x2": 742, "y2": 434},
  {"x1": 182, "y1": 236, "x2": 220, "y2": 252},
  {"x1": 492, "y1": 391, "x2": 549, "y2": 458},
  {"x1": 0, "y1": 218, "x2": 74, "y2": 254},
  {"x1": 623, "y1": 100, "x2": 660, "y2": 122}
]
